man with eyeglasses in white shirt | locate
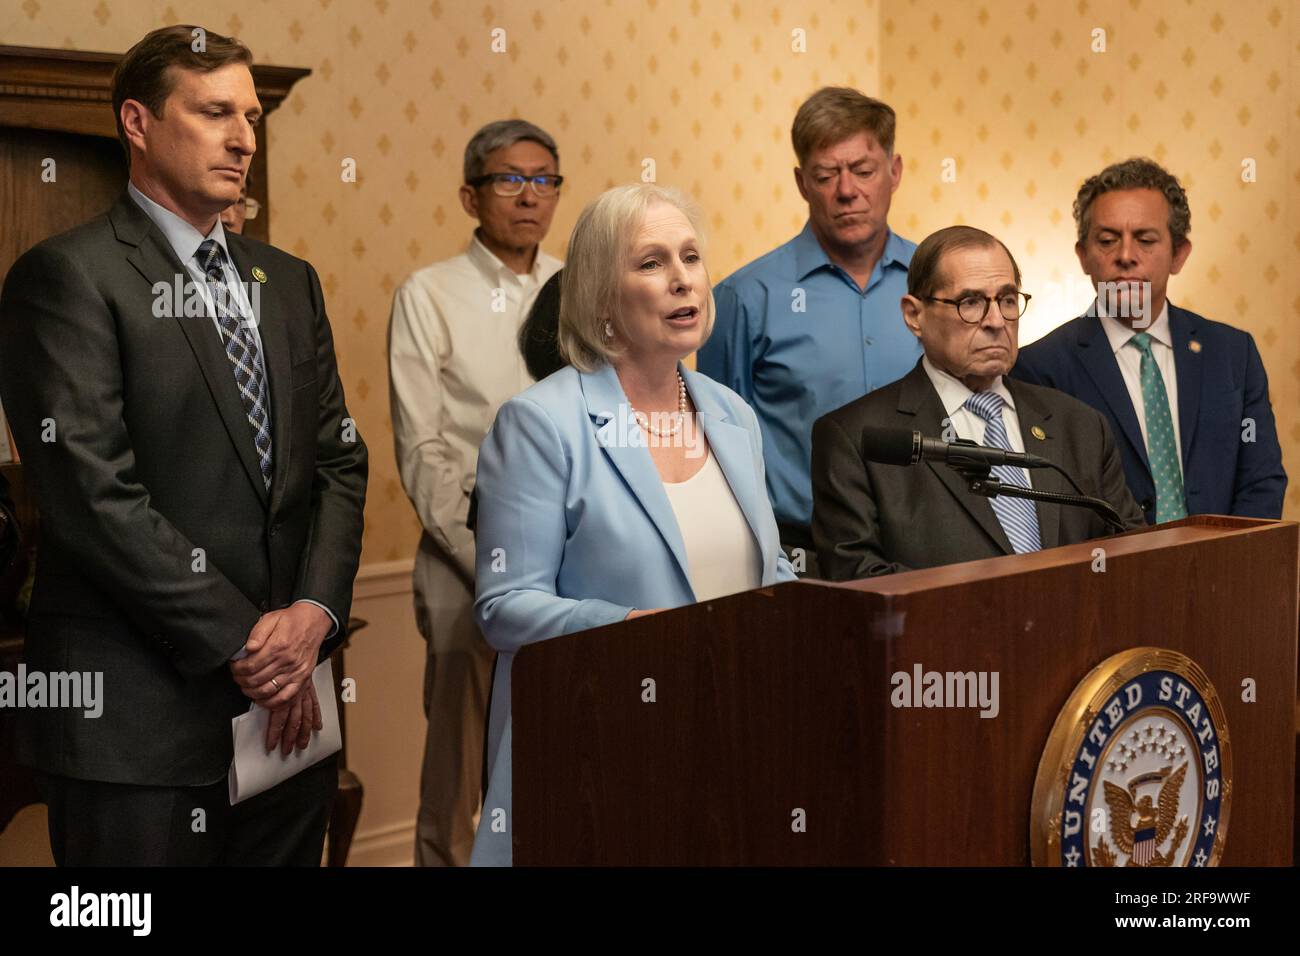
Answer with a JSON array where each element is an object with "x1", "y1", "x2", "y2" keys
[{"x1": 388, "y1": 119, "x2": 563, "y2": 867}]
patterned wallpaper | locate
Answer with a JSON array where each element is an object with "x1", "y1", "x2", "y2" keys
[
  {"x1": 1, "y1": 0, "x2": 1295, "y2": 567},
  {"x1": 886, "y1": 0, "x2": 1300, "y2": 522}
]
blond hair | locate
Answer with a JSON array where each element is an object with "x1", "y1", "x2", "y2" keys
[{"x1": 558, "y1": 184, "x2": 715, "y2": 372}]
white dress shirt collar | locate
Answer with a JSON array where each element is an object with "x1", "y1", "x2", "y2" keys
[
  {"x1": 1098, "y1": 301, "x2": 1172, "y2": 354},
  {"x1": 921, "y1": 354, "x2": 1016, "y2": 417},
  {"x1": 466, "y1": 230, "x2": 547, "y2": 287},
  {"x1": 128, "y1": 181, "x2": 229, "y2": 267}
]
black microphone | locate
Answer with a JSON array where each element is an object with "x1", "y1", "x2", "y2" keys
[
  {"x1": 859, "y1": 425, "x2": 1127, "y2": 532},
  {"x1": 860, "y1": 425, "x2": 1051, "y2": 470}
]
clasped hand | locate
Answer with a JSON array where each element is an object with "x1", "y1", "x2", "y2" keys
[{"x1": 229, "y1": 603, "x2": 332, "y2": 753}]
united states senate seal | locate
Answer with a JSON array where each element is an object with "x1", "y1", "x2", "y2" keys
[{"x1": 1031, "y1": 647, "x2": 1231, "y2": 867}]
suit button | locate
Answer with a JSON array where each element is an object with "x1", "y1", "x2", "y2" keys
[
  {"x1": 1141, "y1": 499, "x2": 1154, "y2": 511},
  {"x1": 258, "y1": 600, "x2": 269, "y2": 612},
  {"x1": 269, "y1": 523, "x2": 279, "y2": 538}
]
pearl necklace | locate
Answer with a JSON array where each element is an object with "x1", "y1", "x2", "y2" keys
[{"x1": 632, "y1": 372, "x2": 688, "y2": 437}]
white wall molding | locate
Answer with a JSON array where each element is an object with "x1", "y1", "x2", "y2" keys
[
  {"x1": 353, "y1": 559, "x2": 415, "y2": 600},
  {"x1": 341, "y1": 561, "x2": 424, "y2": 869},
  {"x1": 339, "y1": 819, "x2": 416, "y2": 868}
]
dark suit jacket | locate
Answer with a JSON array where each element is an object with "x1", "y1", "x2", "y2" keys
[
  {"x1": 1011, "y1": 305, "x2": 1286, "y2": 522},
  {"x1": 0, "y1": 471, "x2": 17, "y2": 577},
  {"x1": 0, "y1": 193, "x2": 368, "y2": 786},
  {"x1": 811, "y1": 360, "x2": 1145, "y2": 581}
]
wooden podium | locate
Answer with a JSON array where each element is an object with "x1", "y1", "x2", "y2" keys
[{"x1": 511, "y1": 516, "x2": 1298, "y2": 865}]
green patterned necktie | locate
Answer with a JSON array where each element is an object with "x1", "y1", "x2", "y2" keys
[{"x1": 1128, "y1": 332, "x2": 1187, "y2": 523}]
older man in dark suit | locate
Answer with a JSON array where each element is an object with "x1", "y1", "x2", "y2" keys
[
  {"x1": 812, "y1": 226, "x2": 1143, "y2": 581},
  {"x1": 0, "y1": 26, "x2": 367, "y2": 865}
]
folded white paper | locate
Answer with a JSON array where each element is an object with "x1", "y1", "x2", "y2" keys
[{"x1": 228, "y1": 658, "x2": 341, "y2": 805}]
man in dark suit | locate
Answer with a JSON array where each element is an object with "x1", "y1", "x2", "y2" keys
[
  {"x1": 812, "y1": 226, "x2": 1144, "y2": 581},
  {"x1": 1012, "y1": 157, "x2": 1286, "y2": 523},
  {"x1": 0, "y1": 26, "x2": 367, "y2": 865}
]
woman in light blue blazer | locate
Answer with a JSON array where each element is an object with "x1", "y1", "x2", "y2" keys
[{"x1": 470, "y1": 184, "x2": 796, "y2": 865}]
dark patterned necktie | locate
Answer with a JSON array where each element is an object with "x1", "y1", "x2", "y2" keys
[{"x1": 194, "y1": 239, "x2": 273, "y2": 489}]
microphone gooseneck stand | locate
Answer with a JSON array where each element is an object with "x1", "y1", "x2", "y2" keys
[{"x1": 952, "y1": 460, "x2": 1129, "y2": 535}]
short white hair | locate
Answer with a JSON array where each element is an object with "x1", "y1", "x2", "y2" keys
[{"x1": 558, "y1": 184, "x2": 716, "y2": 372}]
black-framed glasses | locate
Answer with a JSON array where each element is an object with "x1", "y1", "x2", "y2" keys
[
  {"x1": 923, "y1": 291, "x2": 1031, "y2": 324},
  {"x1": 468, "y1": 173, "x2": 564, "y2": 197}
]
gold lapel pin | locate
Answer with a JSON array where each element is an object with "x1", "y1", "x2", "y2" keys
[
  {"x1": 1031, "y1": 425, "x2": 1047, "y2": 441},
  {"x1": 1188, "y1": 340, "x2": 1202, "y2": 353},
  {"x1": 251, "y1": 266, "x2": 268, "y2": 283}
]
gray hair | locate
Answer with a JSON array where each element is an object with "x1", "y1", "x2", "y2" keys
[
  {"x1": 1074, "y1": 157, "x2": 1191, "y2": 248},
  {"x1": 463, "y1": 119, "x2": 559, "y2": 183},
  {"x1": 558, "y1": 184, "x2": 716, "y2": 373}
]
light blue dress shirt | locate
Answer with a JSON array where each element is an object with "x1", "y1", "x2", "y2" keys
[
  {"x1": 127, "y1": 182, "x2": 265, "y2": 356},
  {"x1": 127, "y1": 183, "x2": 339, "y2": 642},
  {"x1": 469, "y1": 361, "x2": 797, "y2": 865},
  {"x1": 696, "y1": 222, "x2": 921, "y2": 530}
]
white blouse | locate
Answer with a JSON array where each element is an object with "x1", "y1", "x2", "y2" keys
[{"x1": 662, "y1": 451, "x2": 762, "y2": 601}]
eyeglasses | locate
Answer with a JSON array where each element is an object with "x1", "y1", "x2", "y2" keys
[
  {"x1": 468, "y1": 173, "x2": 564, "y2": 197},
  {"x1": 923, "y1": 291, "x2": 1031, "y2": 324},
  {"x1": 240, "y1": 196, "x2": 261, "y2": 220}
]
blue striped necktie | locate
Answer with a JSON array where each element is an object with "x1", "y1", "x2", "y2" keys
[
  {"x1": 195, "y1": 239, "x2": 273, "y2": 490},
  {"x1": 963, "y1": 391, "x2": 1042, "y2": 554}
]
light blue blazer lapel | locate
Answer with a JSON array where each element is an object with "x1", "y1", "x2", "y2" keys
[
  {"x1": 580, "y1": 363, "x2": 694, "y2": 597},
  {"x1": 682, "y1": 367, "x2": 773, "y2": 583}
]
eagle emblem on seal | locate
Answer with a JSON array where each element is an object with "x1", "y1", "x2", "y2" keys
[{"x1": 1095, "y1": 762, "x2": 1190, "y2": 867}]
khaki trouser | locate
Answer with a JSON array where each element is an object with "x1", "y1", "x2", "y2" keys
[{"x1": 412, "y1": 536, "x2": 494, "y2": 867}]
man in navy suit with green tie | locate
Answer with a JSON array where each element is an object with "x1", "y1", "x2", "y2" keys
[{"x1": 1012, "y1": 158, "x2": 1286, "y2": 524}]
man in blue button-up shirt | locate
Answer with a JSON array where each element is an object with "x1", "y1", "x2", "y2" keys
[{"x1": 697, "y1": 87, "x2": 921, "y2": 572}]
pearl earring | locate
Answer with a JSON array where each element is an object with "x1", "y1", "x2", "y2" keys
[{"x1": 604, "y1": 321, "x2": 614, "y2": 339}]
